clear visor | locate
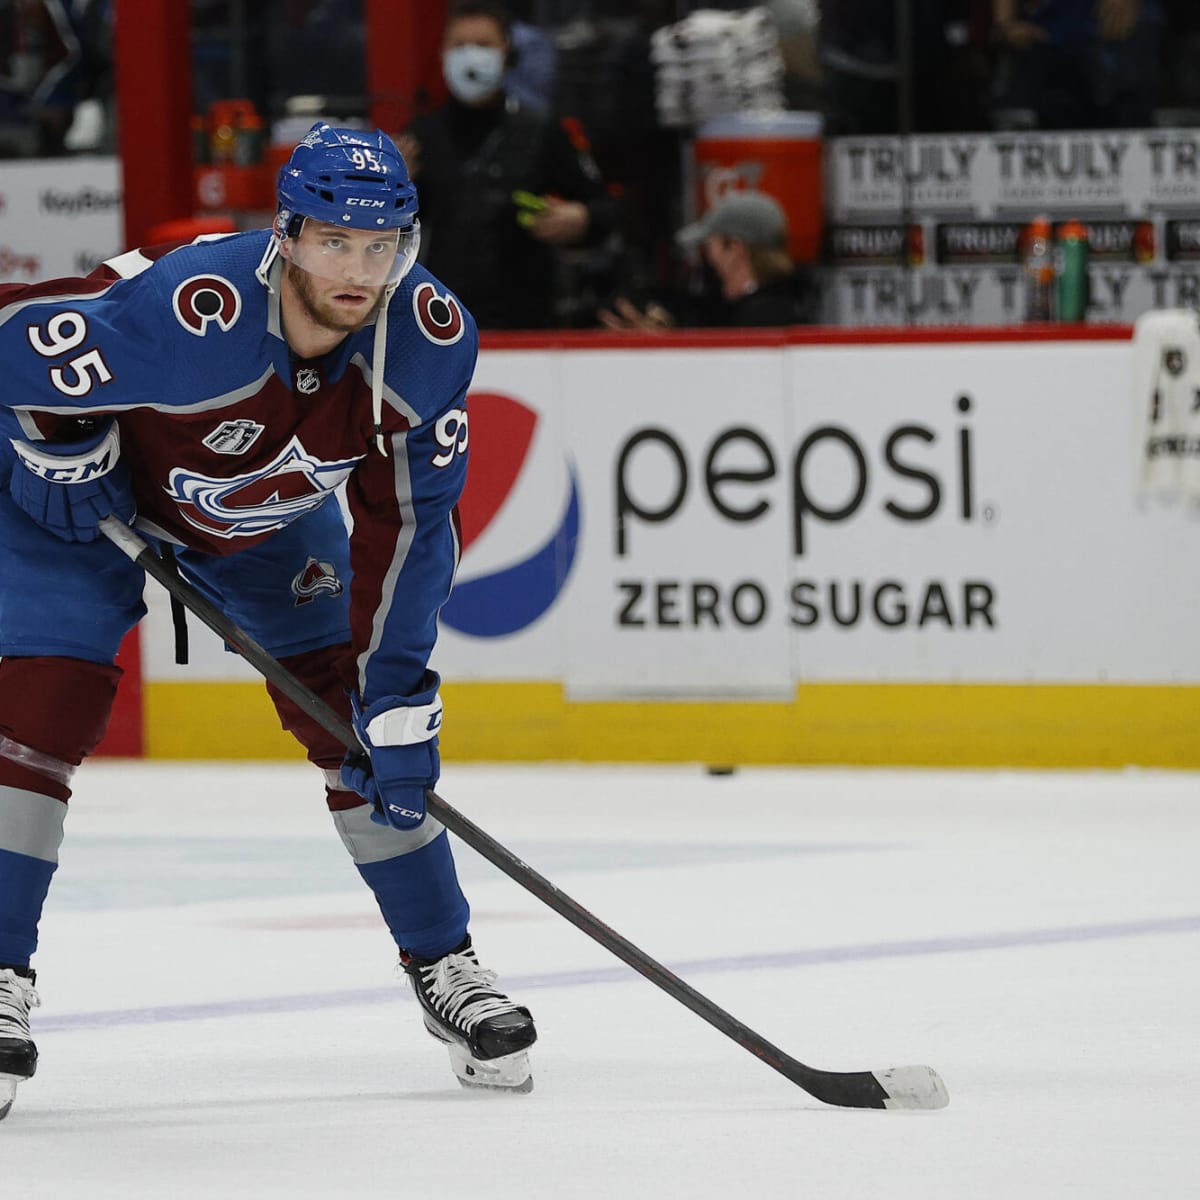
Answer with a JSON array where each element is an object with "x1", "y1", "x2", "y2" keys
[{"x1": 282, "y1": 219, "x2": 421, "y2": 288}]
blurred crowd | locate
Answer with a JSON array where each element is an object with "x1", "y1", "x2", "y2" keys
[
  {"x1": 0, "y1": 0, "x2": 111, "y2": 157},
  {"x1": 2, "y1": 0, "x2": 1199, "y2": 329}
]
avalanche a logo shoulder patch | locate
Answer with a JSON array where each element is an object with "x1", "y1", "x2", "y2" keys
[
  {"x1": 173, "y1": 274, "x2": 242, "y2": 336},
  {"x1": 412, "y1": 281, "x2": 465, "y2": 346}
]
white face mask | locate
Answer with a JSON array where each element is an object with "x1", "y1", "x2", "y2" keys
[{"x1": 443, "y1": 44, "x2": 506, "y2": 104}]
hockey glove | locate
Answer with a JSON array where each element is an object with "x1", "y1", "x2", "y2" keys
[
  {"x1": 8, "y1": 421, "x2": 135, "y2": 543},
  {"x1": 340, "y1": 672, "x2": 443, "y2": 830}
]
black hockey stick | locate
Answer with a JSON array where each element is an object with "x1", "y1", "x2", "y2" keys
[{"x1": 100, "y1": 517, "x2": 948, "y2": 1111}]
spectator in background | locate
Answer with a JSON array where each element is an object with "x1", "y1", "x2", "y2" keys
[
  {"x1": 768, "y1": 0, "x2": 825, "y2": 112},
  {"x1": 505, "y1": 17, "x2": 558, "y2": 112},
  {"x1": 398, "y1": 0, "x2": 620, "y2": 330},
  {"x1": 0, "y1": 0, "x2": 112, "y2": 157},
  {"x1": 599, "y1": 191, "x2": 820, "y2": 330},
  {"x1": 1159, "y1": 0, "x2": 1200, "y2": 118},
  {"x1": 818, "y1": 0, "x2": 993, "y2": 134},
  {"x1": 991, "y1": 0, "x2": 1165, "y2": 128}
]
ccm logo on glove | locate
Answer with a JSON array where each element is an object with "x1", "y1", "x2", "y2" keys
[
  {"x1": 12, "y1": 423, "x2": 121, "y2": 482},
  {"x1": 341, "y1": 676, "x2": 444, "y2": 831},
  {"x1": 387, "y1": 803, "x2": 424, "y2": 821},
  {"x1": 8, "y1": 421, "x2": 137, "y2": 543}
]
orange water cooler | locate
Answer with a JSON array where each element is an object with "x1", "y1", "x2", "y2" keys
[{"x1": 691, "y1": 111, "x2": 824, "y2": 264}]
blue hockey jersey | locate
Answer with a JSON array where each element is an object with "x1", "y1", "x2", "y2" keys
[{"x1": 0, "y1": 229, "x2": 477, "y2": 706}]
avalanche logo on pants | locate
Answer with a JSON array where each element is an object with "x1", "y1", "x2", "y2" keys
[
  {"x1": 441, "y1": 392, "x2": 579, "y2": 637},
  {"x1": 166, "y1": 435, "x2": 360, "y2": 538},
  {"x1": 292, "y1": 556, "x2": 344, "y2": 606}
]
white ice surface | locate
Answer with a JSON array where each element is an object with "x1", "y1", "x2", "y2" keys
[{"x1": 2, "y1": 762, "x2": 1199, "y2": 1198}]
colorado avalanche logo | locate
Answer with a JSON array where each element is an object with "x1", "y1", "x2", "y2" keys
[
  {"x1": 413, "y1": 282, "x2": 465, "y2": 346},
  {"x1": 292, "y1": 556, "x2": 344, "y2": 606},
  {"x1": 166, "y1": 435, "x2": 360, "y2": 538},
  {"x1": 440, "y1": 392, "x2": 579, "y2": 638},
  {"x1": 173, "y1": 274, "x2": 241, "y2": 336}
]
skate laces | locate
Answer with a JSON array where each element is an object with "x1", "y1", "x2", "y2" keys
[
  {"x1": 0, "y1": 970, "x2": 40, "y2": 1038},
  {"x1": 414, "y1": 952, "x2": 520, "y2": 1033}
]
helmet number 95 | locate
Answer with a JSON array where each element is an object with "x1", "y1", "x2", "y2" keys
[
  {"x1": 432, "y1": 408, "x2": 468, "y2": 468},
  {"x1": 27, "y1": 311, "x2": 114, "y2": 398},
  {"x1": 350, "y1": 147, "x2": 384, "y2": 173}
]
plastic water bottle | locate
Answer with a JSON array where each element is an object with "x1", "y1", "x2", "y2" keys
[
  {"x1": 1056, "y1": 220, "x2": 1089, "y2": 322},
  {"x1": 1022, "y1": 215, "x2": 1055, "y2": 322}
]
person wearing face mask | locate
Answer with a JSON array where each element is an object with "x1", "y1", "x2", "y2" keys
[{"x1": 397, "y1": 0, "x2": 620, "y2": 330}]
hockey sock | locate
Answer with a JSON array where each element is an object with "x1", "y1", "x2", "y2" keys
[
  {"x1": 0, "y1": 842, "x2": 58, "y2": 968},
  {"x1": 0, "y1": 656, "x2": 120, "y2": 963},
  {"x1": 356, "y1": 830, "x2": 470, "y2": 958}
]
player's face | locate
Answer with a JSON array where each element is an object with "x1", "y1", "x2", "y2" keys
[{"x1": 280, "y1": 223, "x2": 398, "y2": 332}]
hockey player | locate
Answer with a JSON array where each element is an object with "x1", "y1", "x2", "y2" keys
[{"x1": 0, "y1": 123, "x2": 536, "y2": 1119}]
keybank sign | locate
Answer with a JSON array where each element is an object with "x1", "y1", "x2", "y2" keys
[
  {"x1": 0, "y1": 158, "x2": 122, "y2": 284},
  {"x1": 39, "y1": 187, "x2": 122, "y2": 216}
]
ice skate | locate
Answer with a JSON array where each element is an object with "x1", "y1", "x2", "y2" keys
[
  {"x1": 401, "y1": 938, "x2": 536, "y2": 1093},
  {"x1": 0, "y1": 966, "x2": 39, "y2": 1121}
]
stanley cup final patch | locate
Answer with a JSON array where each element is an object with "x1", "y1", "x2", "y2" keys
[{"x1": 203, "y1": 418, "x2": 265, "y2": 455}]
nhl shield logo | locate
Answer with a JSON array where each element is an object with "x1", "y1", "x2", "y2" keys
[
  {"x1": 202, "y1": 418, "x2": 265, "y2": 455},
  {"x1": 296, "y1": 368, "x2": 320, "y2": 395},
  {"x1": 1164, "y1": 347, "x2": 1186, "y2": 376}
]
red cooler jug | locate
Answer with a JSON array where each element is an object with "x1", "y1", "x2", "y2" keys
[{"x1": 692, "y1": 111, "x2": 824, "y2": 263}]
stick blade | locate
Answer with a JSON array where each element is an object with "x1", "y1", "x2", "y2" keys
[
  {"x1": 877, "y1": 1064, "x2": 950, "y2": 1110},
  {"x1": 786, "y1": 1059, "x2": 949, "y2": 1110}
]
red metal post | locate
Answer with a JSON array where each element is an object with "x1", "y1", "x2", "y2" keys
[
  {"x1": 114, "y1": 0, "x2": 194, "y2": 249},
  {"x1": 365, "y1": 0, "x2": 447, "y2": 133}
]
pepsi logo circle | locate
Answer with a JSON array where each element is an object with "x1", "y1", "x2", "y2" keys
[{"x1": 441, "y1": 391, "x2": 579, "y2": 638}]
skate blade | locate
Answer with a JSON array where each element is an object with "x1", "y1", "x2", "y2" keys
[
  {"x1": 447, "y1": 1043, "x2": 533, "y2": 1094},
  {"x1": 0, "y1": 1075, "x2": 19, "y2": 1122}
]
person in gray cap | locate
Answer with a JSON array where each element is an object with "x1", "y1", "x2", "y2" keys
[{"x1": 600, "y1": 190, "x2": 818, "y2": 330}]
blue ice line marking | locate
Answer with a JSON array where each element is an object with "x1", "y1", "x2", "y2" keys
[
  {"x1": 37, "y1": 913, "x2": 1200, "y2": 1034},
  {"x1": 45, "y1": 837, "x2": 899, "y2": 912}
]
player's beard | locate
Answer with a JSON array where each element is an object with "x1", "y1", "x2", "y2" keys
[{"x1": 284, "y1": 260, "x2": 385, "y2": 334}]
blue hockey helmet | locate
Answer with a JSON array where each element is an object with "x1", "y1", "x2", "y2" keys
[
  {"x1": 259, "y1": 122, "x2": 421, "y2": 290},
  {"x1": 276, "y1": 123, "x2": 419, "y2": 233}
]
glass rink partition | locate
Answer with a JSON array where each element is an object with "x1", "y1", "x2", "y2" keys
[{"x1": 95, "y1": 324, "x2": 1200, "y2": 771}]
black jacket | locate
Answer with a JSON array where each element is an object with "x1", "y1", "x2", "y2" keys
[
  {"x1": 407, "y1": 95, "x2": 618, "y2": 329},
  {"x1": 723, "y1": 273, "x2": 821, "y2": 328},
  {"x1": 668, "y1": 270, "x2": 821, "y2": 329}
]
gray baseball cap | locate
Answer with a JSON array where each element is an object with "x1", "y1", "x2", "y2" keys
[{"x1": 676, "y1": 191, "x2": 789, "y2": 249}]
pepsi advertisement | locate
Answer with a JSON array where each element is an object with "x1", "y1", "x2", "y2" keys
[
  {"x1": 139, "y1": 335, "x2": 1200, "y2": 702},
  {"x1": 422, "y1": 336, "x2": 1200, "y2": 698}
]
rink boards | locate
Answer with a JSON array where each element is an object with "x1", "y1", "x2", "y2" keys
[{"x1": 126, "y1": 326, "x2": 1200, "y2": 768}]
